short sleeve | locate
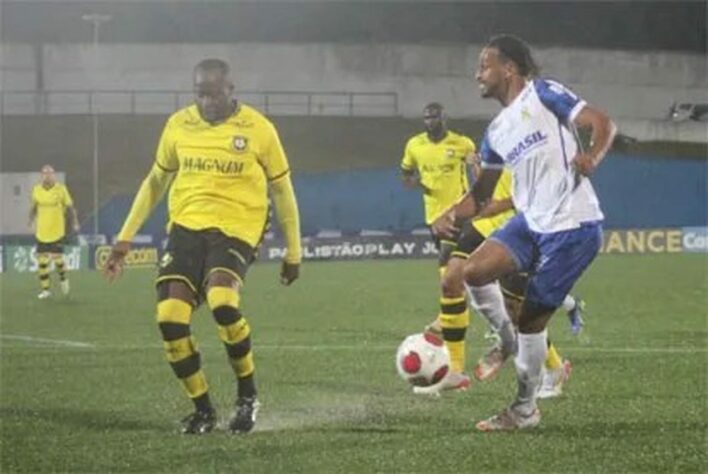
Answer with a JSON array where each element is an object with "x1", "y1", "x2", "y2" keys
[
  {"x1": 401, "y1": 139, "x2": 416, "y2": 171},
  {"x1": 62, "y1": 185, "x2": 74, "y2": 207},
  {"x1": 464, "y1": 136, "x2": 477, "y2": 156},
  {"x1": 31, "y1": 186, "x2": 38, "y2": 204},
  {"x1": 154, "y1": 119, "x2": 179, "y2": 172},
  {"x1": 534, "y1": 78, "x2": 587, "y2": 123},
  {"x1": 262, "y1": 122, "x2": 290, "y2": 182},
  {"x1": 479, "y1": 134, "x2": 504, "y2": 169}
]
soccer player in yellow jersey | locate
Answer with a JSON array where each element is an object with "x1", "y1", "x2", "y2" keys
[
  {"x1": 29, "y1": 165, "x2": 80, "y2": 299},
  {"x1": 103, "y1": 59, "x2": 302, "y2": 435},
  {"x1": 401, "y1": 103, "x2": 476, "y2": 391}
]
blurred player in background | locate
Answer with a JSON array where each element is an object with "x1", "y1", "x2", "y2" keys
[
  {"x1": 29, "y1": 164, "x2": 80, "y2": 299},
  {"x1": 433, "y1": 35, "x2": 615, "y2": 430},
  {"x1": 400, "y1": 103, "x2": 476, "y2": 390},
  {"x1": 103, "y1": 59, "x2": 302, "y2": 435}
]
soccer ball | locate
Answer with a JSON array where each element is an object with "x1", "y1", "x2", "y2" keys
[{"x1": 395, "y1": 333, "x2": 450, "y2": 387}]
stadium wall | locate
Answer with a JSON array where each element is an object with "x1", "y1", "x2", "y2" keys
[{"x1": 2, "y1": 42, "x2": 706, "y2": 119}]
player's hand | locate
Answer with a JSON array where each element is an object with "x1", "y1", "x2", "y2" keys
[
  {"x1": 280, "y1": 261, "x2": 300, "y2": 286},
  {"x1": 432, "y1": 211, "x2": 459, "y2": 239},
  {"x1": 103, "y1": 241, "x2": 131, "y2": 282},
  {"x1": 73, "y1": 222, "x2": 81, "y2": 233},
  {"x1": 572, "y1": 152, "x2": 598, "y2": 177}
]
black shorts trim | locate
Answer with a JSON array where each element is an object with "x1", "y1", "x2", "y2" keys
[{"x1": 36, "y1": 239, "x2": 64, "y2": 254}]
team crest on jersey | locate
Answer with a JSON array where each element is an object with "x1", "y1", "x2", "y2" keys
[
  {"x1": 233, "y1": 136, "x2": 248, "y2": 151},
  {"x1": 446, "y1": 149, "x2": 455, "y2": 158},
  {"x1": 521, "y1": 107, "x2": 531, "y2": 121}
]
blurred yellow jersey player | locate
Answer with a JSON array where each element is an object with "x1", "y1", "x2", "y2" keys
[
  {"x1": 401, "y1": 104, "x2": 476, "y2": 229},
  {"x1": 29, "y1": 165, "x2": 80, "y2": 300},
  {"x1": 103, "y1": 58, "x2": 301, "y2": 435}
]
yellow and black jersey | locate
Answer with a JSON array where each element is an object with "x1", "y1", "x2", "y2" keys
[
  {"x1": 154, "y1": 103, "x2": 290, "y2": 248},
  {"x1": 401, "y1": 131, "x2": 476, "y2": 224},
  {"x1": 472, "y1": 168, "x2": 515, "y2": 238},
  {"x1": 31, "y1": 183, "x2": 73, "y2": 243}
]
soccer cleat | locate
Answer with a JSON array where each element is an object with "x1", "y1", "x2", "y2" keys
[
  {"x1": 37, "y1": 290, "x2": 52, "y2": 300},
  {"x1": 412, "y1": 371, "x2": 471, "y2": 396},
  {"x1": 538, "y1": 359, "x2": 573, "y2": 399},
  {"x1": 475, "y1": 405, "x2": 541, "y2": 432},
  {"x1": 60, "y1": 279, "x2": 70, "y2": 296},
  {"x1": 180, "y1": 409, "x2": 216, "y2": 435},
  {"x1": 473, "y1": 344, "x2": 512, "y2": 381},
  {"x1": 228, "y1": 396, "x2": 261, "y2": 434},
  {"x1": 567, "y1": 298, "x2": 586, "y2": 336}
]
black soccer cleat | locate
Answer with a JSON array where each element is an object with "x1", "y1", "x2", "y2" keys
[
  {"x1": 228, "y1": 396, "x2": 260, "y2": 434},
  {"x1": 180, "y1": 409, "x2": 217, "y2": 435}
]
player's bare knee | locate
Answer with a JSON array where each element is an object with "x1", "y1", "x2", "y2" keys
[{"x1": 463, "y1": 260, "x2": 493, "y2": 287}]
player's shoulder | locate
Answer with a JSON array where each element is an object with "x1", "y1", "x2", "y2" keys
[
  {"x1": 446, "y1": 131, "x2": 475, "y2": 146},
  {"x1": 165, "y1": 104, "x2": 201, "y2": 129},
  {"x1": 532, "y1": 76, "x2": 577, "y2": 97},
  {"x1": 235, "y1": 103, "x2": 277, "y2": 131},
  {"x1": 406, "y1": 132, "x2": 428, "y2": 148}
]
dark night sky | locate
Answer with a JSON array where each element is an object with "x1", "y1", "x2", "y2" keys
[{"x1": 2, "y1": 1, "x2": 706, "y2": 52}]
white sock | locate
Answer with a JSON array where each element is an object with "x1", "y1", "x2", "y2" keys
[
  {"x1": 561, "y1": 295, "x2": 576, "y2": 312},
  {"x1": 466, "y1": 281, "x2": 517, "y2": 354},
  {"x1": 513, "y1": 330, "x2": 548, "y2": 415}
]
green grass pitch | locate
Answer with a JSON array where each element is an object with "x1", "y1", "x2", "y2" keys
[{"x1": 1, "y1": 255, "x2": 706, "y2": 472}]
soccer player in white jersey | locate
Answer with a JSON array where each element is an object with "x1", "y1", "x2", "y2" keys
[{"x1": 432, "y1": 35, "x2": 616, "y2": 431}]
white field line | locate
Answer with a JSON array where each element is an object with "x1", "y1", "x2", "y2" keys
[
  {"x1": 0, "y1": 337, "x2": 705, "y2": 354},
  {"x1": 0, "y1": 334, "x2": 95, "y2": 348}
]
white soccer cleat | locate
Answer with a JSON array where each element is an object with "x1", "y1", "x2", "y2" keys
[
  {"x1": 537, "y1": 359, "x2": 572, "y2": 399},
  {"x1": 475, "y1": 405, "x2": 541, "y2": 432},
  {"x1": 60, "y1": 279, "x2": 70, "y2": 296},
  {"x1": 474, "y1": 344, "x2": 512, "y2": 381},
  {"x1": 412, "y1": 371, "x2": 471, "y2": 396},
  {"x1": 37, "y1": 290, "x2": 52, "y2": 300}
]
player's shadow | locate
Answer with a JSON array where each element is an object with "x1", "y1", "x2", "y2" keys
[{"x1": 0, "y1": 406, "x2": 168, "y2": 432}]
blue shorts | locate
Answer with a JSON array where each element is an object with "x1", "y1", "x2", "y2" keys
[{"x1": 489, "y1": 213, "x2": 603, "y2": 309}]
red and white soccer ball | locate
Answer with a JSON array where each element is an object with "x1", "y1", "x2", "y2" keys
[{"x1": 396, "y1": 333, "x2": 450, "y2": 387}]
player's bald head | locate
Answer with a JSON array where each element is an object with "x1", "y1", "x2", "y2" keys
[
  {"x1": 422, "y1": 102, "x2": 447, "y2": 139},
  {"x1": 193, "y1": 58, "x2": 235, "y2": 123},
  {"x1": 40, "y1": 164, "x2": 56, "y2": 185}
]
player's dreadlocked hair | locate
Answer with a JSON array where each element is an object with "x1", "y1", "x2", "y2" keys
[{"x1": 486, "y1": 34, "x2": 539, "y2": 78}]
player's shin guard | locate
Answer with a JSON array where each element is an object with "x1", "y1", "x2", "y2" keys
[
  {"x1": 545, "y1": 339, "x2": 563, "y2": 370},
  {"x1": 207, "y1": 287, "x2": 256, "y2": 398},
  {"x1": 54, "y1": 255, "x2": 67, "y2": 281},
  {"x1": 438, "y1": 296, "x2": 469, "y2": 373},
  {"x1": 38, "y1": 254, "x2": 50, "y2": 290},
  {"x1": 157, "y1": 298, "x2": 211, "y2": 412},
  {"x1": 514, "y1": 330, "x2": 547, "y2": 414}
]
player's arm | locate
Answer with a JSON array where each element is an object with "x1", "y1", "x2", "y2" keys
[
  {"x1": 400, "y1": 140, "x2": 432, "y2": 194},
  {"x1": 263, "y1": 121, "x2": 301, "y2": 285},
  {"x1": 476, "y1": 197, "x2": 515, "y2": 219},
  {"x1": 105, "y1": 121, "x2": 178, "y2": 281},
  {"x1": 104, "y1": 164, "x2": 175, "y2": 280},
  {"x1": 431, "y1": 168, "x2": 502, "y2": 238},
  {"x1": 572, "y1": 105, "x2": 617, "y2": 176},
  {"x1": 534, "y1": 78, "x2": 616, "y2": 177},
  {"x1": 63, "y1": 187, "x2": 80, "y2": 232},
  {"x1": 28, "y1": 202, "x2": 37, "y2": 228},
  {"x1": 67, "y1": 205, "x2": 80, "y2": 232},
  {"x1": 270, "y1": 173, "x2": 302, "y2": 285}
]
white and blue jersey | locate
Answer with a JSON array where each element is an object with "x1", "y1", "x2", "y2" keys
[
  {"x1": 481, "y1": 78, "x2": 605, "y2": 309},
  {"x1": 480, "y1": 78, "x2": 603, "y2": 233}
]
